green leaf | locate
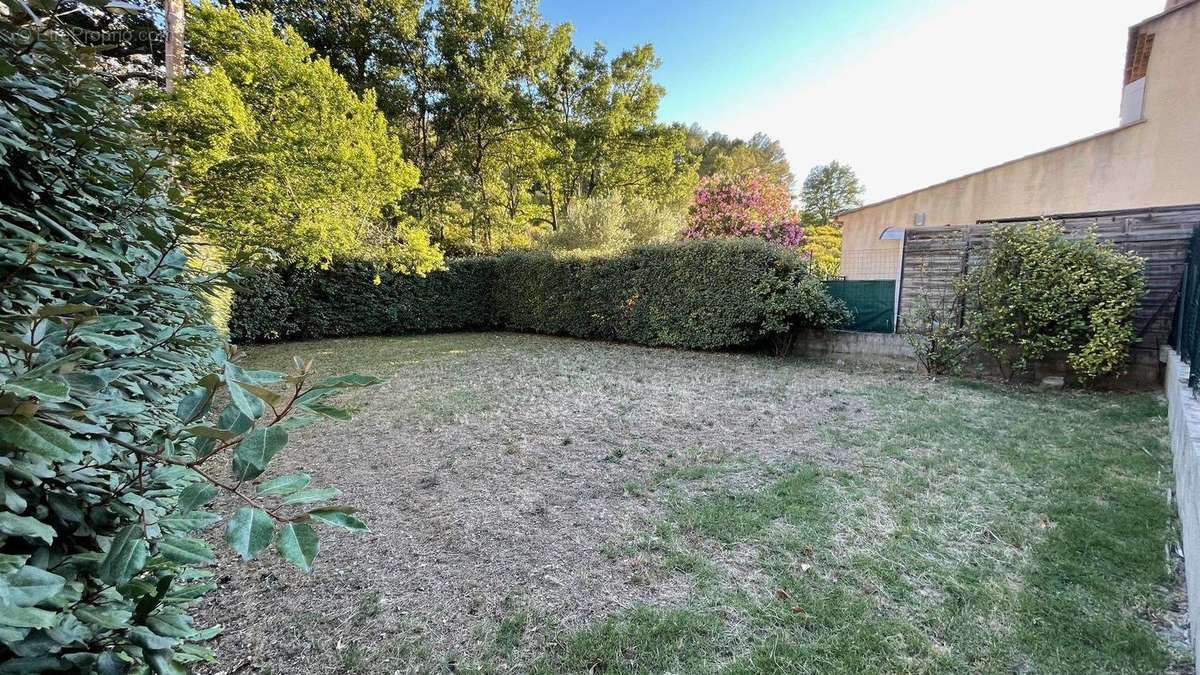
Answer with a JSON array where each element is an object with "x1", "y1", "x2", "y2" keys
[
  {"x1": 230, "y1": 427, "x2": 288, "y2": 481},
  {"x1": 215, "y1": 404, "x2": 253, "y2": 435},
  {"x1": 0, "y1": 479, "x2": 27, "y2": 514},
  {"x1": 0, "y1": 605, "x2": 56, "y2": 629},
  {"x1": 130, "y1": 625, "x2": 177, "y2": 650},
  {"x1": 176, "y1": 642, "x2": 217, "y2": 663},
  {"x1": 312, "y1": 373, "x2": 383, "y2": 389},
  {"x1": 0, "y1": 656, "x2": 63, "y2": 673},
  {"x1": 158, "y1": 536, "x2": 214, "y2": 565},
  {"x1": 276, "y1": 415, "x2": 318, "y2": 431},
  {"x1": 0, "y1": 554, "x2": 29, "y2": 574},
  {"x1": 0, "y1": 513, "x2": 56, "y2": 545},
  {"x1": 275, "y1": 522, "x2": 319, "y2": 572},
  {"x1": 175, "y1": 386, "x2": 214, "y2": 424},
  {"x1": 146, "y1": 649, "x2": 186, "y2": 675},
  {"x1": 224, "y1": 363, "x2": 264, "y2": 420},
  {"x1": 281, "y1": 487, "x2": 340, "y2": 505},
  {"x1": 223, "y1": 508, "x2": 274, "y2": 561},
  {"x1": 0, "y1": 565, "x2": 66, "y2": 607},
  {"x1": 308, "y1": 508, "x2": 368, "y2": 532},
  {"x1": 46, "y1": 613, "x2": 90, "y2": 645},
  {"x1": 0, "y1": 624, "x2": 28, "y2": 645},
  {"x1": 131, "y1": 575, "x2": 174, "y2": 625},
  {"x1": 297, "y1": 401, "x2": 351, "y2": 421},
  {"x1": 0, "y1": 416, "x2": 81, "y2": 461},
  {"x1": 255, "y1": 472, "x2": 310, "y2": 497},
  {"x1": 160, "y1": 511, "x2": 221, "y2": 534},
  {"x1": 176, "y1": 483, "x2": 218, "y2": 514},
  {"x1": 99, "y1": 525, "x2": 148, "y2": 585},
  {"x1": 240, "y1": 369, "x2": 284, "y2": 385},
  {"x1": 231, "y1": 380, "x2": 282, "y2": 407},
  {"x1": 34, "y1": 303, "x2": 94, "y2": 318},
  {"x1": 144, "y1": 611, "x2": 195, "y2": 638},
  {"x1": 1, "y1": 376, "x2": 70, "y2": 403},
  {"x1": 296, "y1": 388, "x2": 333, "y2": 405},
  {"x1": 75, "y1": 607, "x2": 132, "y2": 630},
  {"x1": 182, "y1": 425, "x2": 237, "y2": 441}
]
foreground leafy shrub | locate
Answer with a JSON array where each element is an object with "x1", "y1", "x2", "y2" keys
[
  {"x1": 963, "y1": 220, "x2": 1145, "y2": 381},
  {"x1": 1, "y1": 24, "x2": 374, "y2": 670}
]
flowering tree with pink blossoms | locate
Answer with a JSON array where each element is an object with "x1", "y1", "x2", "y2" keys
[{"x1": 683, "y1": 169, "x2": 805, "y2": 247}]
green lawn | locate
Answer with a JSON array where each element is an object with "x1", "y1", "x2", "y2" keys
[{"x1": 199, "y1": 333, "x2": 1188, "y2": 674}]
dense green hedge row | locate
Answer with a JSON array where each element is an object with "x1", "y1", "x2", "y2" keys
[
  {"x1": 230, "y1": 239, "x2": 848, "y2": 350},
  {"x1": 229, "y1": 258, "x2": 494, "y2": 342}
]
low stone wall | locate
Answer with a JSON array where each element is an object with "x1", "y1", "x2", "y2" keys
[
  {"x1": 795, "y1": 329, "x2": 1161, "y2": 388},
  {"x1": 1167, "y1": 349, "x2": 1200, "y2": 668},
  {"x1": 793, "y1": 330, "x2": 916, "y2": 365}
]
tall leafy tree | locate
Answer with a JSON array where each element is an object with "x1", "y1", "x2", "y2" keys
[
  {"x1": 241, "y1": 0, "x2": 695, "y2": 254},
  {"x1": 150, "y1": 2, "x2": 439, "y2": 272},
  {"x1": 235, "y1": 0, "x2": 422, "y2": 116},
  {"x1": 530, "y1": 37, "x2": 695, "y2": 232},
  {"x1": 801, "y1": 160, "x2": 864, "y2": 225},
  {"x1": 798, "y1": 162, "x2": 863, "y2": 277},
  {"x1": 685, "y1": 125, "x2": 795, "y2": 189}
]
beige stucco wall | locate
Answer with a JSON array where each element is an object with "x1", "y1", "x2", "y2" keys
[{"x1": 839, "y1": 3, "x2": 1200, "y2": 280}]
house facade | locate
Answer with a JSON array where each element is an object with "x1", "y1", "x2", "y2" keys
[{"x1": 838, "y1": 0, "x2": 1200, "y2": 279}]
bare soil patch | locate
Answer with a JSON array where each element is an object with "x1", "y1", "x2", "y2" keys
[{"x1": 197, "y1": 333, "x2": 871, "y2": 673}]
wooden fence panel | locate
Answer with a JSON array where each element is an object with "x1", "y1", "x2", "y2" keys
[{"x1": 896, "y1": 205, "x2": 1200, "y2": 356}]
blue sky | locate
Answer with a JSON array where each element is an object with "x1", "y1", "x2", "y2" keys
[
  {"x1": 540, "y1": 0, "x2": 1165, "y2": 202},
  {"x1": 540, "y1": 0, "x2": 947, "y2": 125}
]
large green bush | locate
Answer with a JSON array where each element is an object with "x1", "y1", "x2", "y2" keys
[
  {"x1": 231, "y1": 239, "x2": 848, "y2": 351},
  {"x1": 491, "y1": 239, "x2": 846, "y2": 350},
  {"x1": 963, "y1": 220, "x2": 1145, "y2": 381},
  {"x1": 229, "y1": 259, "x2": 494, "y2": 343},
  {"x1": 1, "y1": 23, "x2": 374, "y2": 671}
]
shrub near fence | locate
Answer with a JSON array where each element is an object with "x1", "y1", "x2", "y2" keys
[{"x1": 230, "y1": 239, "x2": 848, "y2": 351}]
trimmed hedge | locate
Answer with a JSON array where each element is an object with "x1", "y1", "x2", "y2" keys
[
  {"x1": 229, "y1": 259, "x2": 494, "y2": 342},
  {"x1": 230, "y1": 239, "x2": 847, "y2": 350}
]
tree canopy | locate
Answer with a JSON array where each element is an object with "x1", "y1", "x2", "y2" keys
[
  {"x1": 241, "y1": 0, "x2": 697, "y2": 255},
  {"x1": 801, "y1": 161, "x2": 864, "y2": 225},
  {"x1": 148, "y1": 0, "x2": 861, "y2": 268},
  {"x1": 150, "y1": 2, "x2": 440, "y2": 272},
  {"x1": 685, "y1": 125, "x2": 795, "y2": 189}
]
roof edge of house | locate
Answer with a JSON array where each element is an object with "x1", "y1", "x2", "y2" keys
[
  {"x1": 1134, "y1": 0, "x2": 1200, "y2": 32},
  {"x1": 837, "y1": 120, "x2": 1147, "y2": 220},
  {"x1": 839, "y1": 0, "x2": 1200, "y2": 223}
]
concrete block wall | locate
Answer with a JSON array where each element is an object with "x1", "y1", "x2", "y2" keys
[
  {"x1": 793, "y1": 330, "x2": 1160, "y2": 388},
  {"x1": 792, "y1": 330, "x2": 916, "y2": 365},
  {"x1": 1166, "y1": 349, "x2": 1200, "y2": 668}
]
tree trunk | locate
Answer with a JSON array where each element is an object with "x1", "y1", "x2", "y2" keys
[{"x1": 164, "y1": 0, "x2": 185, "y2": 90}]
